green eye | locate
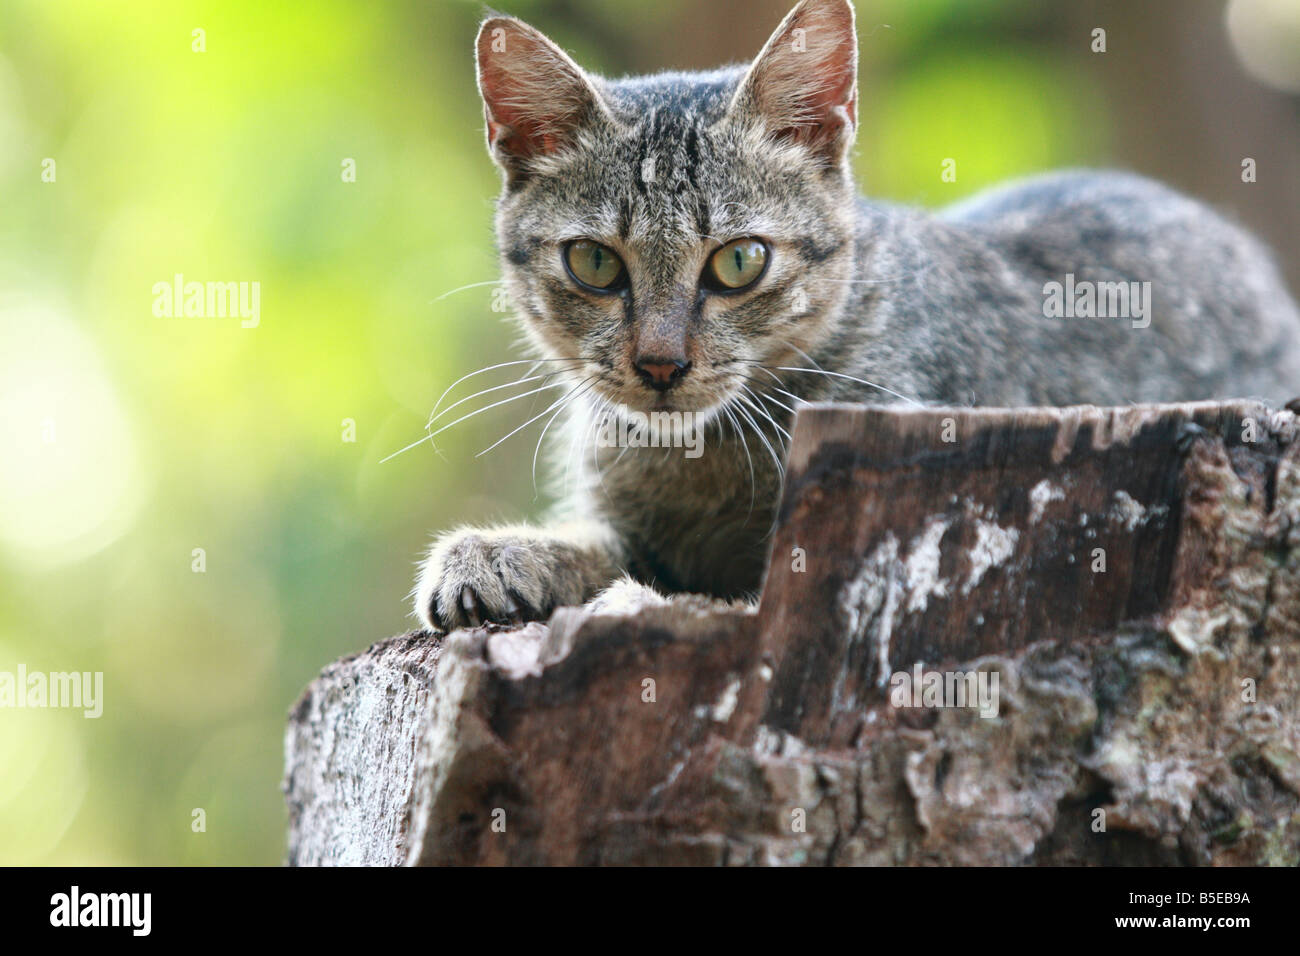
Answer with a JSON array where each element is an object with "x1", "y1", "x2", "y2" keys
[
  {"x1": 708, "y1": 238, "x2": 769, "y2": 291},
  {"x1": 565, "y1": 240, "x2": 626, "y2": 291}
]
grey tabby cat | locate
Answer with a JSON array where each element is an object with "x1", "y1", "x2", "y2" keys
[{"x1": 414, "y1": 0, "x2": 1300, "y2": 631}]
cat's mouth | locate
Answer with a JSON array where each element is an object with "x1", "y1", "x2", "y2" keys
[
  {"x1": 597, "y1": 376, "x2": 730, "y2": 418},
  {"x1": 645, "y1": 394, "x2": 683, "y2": 411},
  {"x1": 614, "y1": 393, "x2": 705, "y2": 416}
]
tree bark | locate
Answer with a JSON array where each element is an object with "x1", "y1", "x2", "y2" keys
[{"x1": 284, "y1": 400, "x2": 1300, "y2": 865}]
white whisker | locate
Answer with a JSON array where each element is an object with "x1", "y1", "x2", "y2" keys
[
  {"x1": 744, "y1": 364, "x2": 804, "y2": 405},
  {"x1": 821, "y1": 273, "x2": 919, "y2": 286},
  {"x1": 737, "y1": 389, "x2": 792, "y2": 445},
  {"x1": 430, "y1": 280, "x2": 504, "y2": 303},
  {"x1": 531, "y1": 378, "x2": 597, "y2": 496},
  {"x1": 740, "y1": 379, "x2": 798, "y2": 419},
  {"x1": 379, "y1": 431, "x2": 438, "y2": 465},
  {"x1": 429, "y1": 380, "x2": 573, "y2": 441},
  {"x1": 772, "y1": 367, "x2": 924, "y2": 407},
  {"x1": 427, "y1": 371, "x2": 574, "y2": 429},
  {"x1": 428, "y1": 358, "x2": 581, "y2": 425},
  {"x1": 476, "y1": 376, "x2": 593, "y2": 458},
  {"x1": 562, "y1": 392, "x2": 597, "y2": 495},
  {"x1": 724, "y1": 405, "x2": 757, "y2": 517},
  {"x1": 591, "y1": 397, "x2": 616, "y2": 498},
  {"x1": 775, "y1": 342, "x2": 923, "y2": 407},
  {"x1": 732, "y1": 399, "x2": 785, "y2": 480}
]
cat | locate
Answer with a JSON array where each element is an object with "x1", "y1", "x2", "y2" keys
[{"x1": 413, "y1": 0, "x2": 1300, "y2": 632}]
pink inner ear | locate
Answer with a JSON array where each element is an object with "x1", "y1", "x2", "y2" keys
[
  {"x1": 484, "y1": 103, "x2": 548, "y2": 159},
  {"x1": 480, "y1": 63, "x2": 547, "y2": 159},
  {"x1": 477, "y1": 22, "x2": 593, "y2": 163},
  {"x1": 746, "y1": 0, "x2": 859, "y2": 157},
  {"x1": 486, "y1": 111, "x2": 566, "y2": 161},
  {"x1": 768, "y1": 53, "x2": 855, "y2": 152}
]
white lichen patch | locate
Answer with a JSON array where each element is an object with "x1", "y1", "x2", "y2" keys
[
  {"x1": 839, "y1": 533, "x2": 903, "y2": 690},
  {"x1": 710, "y1": 675, "x2": 742, "y2": 723},
  {"x1": 1028, "y1": 479, "x2": 1065, "y2": 523},
  {"x1": 1167, "y1": 606, "x2": 1232, "y2": 655},
  {"x1": 753, "y1": 724, "x2": 809, "y2": 758},
  {"x1": 1110, "y1": 490, "x2": 1147, "y2": 531},
  {"x1": 963, "y1": 520, "x2": 1020, "y2": 593},
  {"x1": 904, "y1": 517, "x2": 951, "y2": 613},
  {"x1": 1265, "y1": 407, "x2": 1298, "y2": 444}
]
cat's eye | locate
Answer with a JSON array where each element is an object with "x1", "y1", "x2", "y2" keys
[
  {"x1": 706, "y1": 238, "x2": 769, "y2": 291},
  {"x1": 564, "y1": 239, "x2": 627, "y2": 292}
]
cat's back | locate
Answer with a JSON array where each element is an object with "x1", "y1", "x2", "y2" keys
[
  {"x1": 842, "y1": 171, "x2": 1299, "y2": 406},
  {"x1": 929, "y1": 170, "x2": 1300, "y2": 403},
  {"x1": 938, "y1": 169, "x2": 1197, "y2": 229}
]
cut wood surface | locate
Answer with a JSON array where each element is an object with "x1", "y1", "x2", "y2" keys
[{"x1": 285, "y1": 401, "x2": 1300, "y2": 865}]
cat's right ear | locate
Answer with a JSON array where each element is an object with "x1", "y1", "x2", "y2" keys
[{"x1": 475, "y1": 16, "x2": 606, "y2": 183}]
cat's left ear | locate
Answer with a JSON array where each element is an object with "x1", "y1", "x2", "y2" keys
[
  {"x1": 731, "y1": 0, "x2": 858, "y2": 167},
  {"x1": 475, "y1": 16, "x2": 608, "y2": 183}
]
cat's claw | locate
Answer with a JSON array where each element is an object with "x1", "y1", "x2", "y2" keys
[
  {"x1": 460, "y1": 587, "x2": 483, "y2": 628},
  {"x1": 452, "y1": 586, "x2": 524, "y2": 628},
  {"x1": 499, "y1": 592, "x2": 522, "y2": 622}
]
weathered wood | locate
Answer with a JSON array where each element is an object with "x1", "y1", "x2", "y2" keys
[
  {"x1": 284, "y1": 401, "x2": 1300, "y2": 865},
  {"x1": 757, "y1": 401, "x2": 1296, "y2": 745},
  {"x1": 284, "y1": 635, "x2": 441, "y2": 865}
]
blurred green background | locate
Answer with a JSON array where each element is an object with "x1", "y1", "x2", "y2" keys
[{"x1": 0, "y1": 0, "x2": 1295, "y2": 864}]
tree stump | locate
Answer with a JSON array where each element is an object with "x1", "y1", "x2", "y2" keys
[{"x1": 284, "y1": 401, "x2": 1300, "y2": 865}]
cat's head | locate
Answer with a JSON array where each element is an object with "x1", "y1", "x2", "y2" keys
[{"x1": 476, "y1": 0, "x2": 859, "y2": 422}]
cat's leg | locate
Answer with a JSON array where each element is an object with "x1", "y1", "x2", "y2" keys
[{"x1": 413, "y1": 519, "x2": 624, "y2": 631}]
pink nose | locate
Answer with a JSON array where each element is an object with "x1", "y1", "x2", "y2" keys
[{"x1": 635, "y1": 358, "x2": 691, "y2": 392}]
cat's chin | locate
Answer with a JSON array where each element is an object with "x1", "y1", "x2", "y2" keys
[
  {"x1": 595, "y1": 392, "x2": 726, "y2": 431},
  {"x1": 615, "y1": 394, "x2": 718, "y2": 418}
]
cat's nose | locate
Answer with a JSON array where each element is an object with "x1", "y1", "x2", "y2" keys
[{"x1": 634, "y1": 357, "x2": 692, "y2": 391}]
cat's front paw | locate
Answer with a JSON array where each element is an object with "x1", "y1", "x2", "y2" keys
[{"x1": 414, "y1": 526, "x2": 598, "y2": 632}]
